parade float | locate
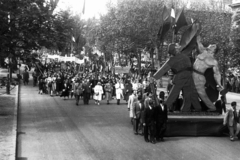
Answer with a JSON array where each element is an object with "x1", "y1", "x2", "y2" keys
[{"x1": 152, "y1": 4, "x2": 237, "y2": 136}]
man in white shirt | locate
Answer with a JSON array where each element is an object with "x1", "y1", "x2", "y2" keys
[{"x1": 128, "y1": 91, "x2": 137, "y2": 125}]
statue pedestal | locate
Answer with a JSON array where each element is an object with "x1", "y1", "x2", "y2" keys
[{"x1": 165, "y1": 115, "x2": 228, "y2": 136}]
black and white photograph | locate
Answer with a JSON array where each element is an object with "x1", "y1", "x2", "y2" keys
[{"x1": 1, "y1": 0, "x2": 240, "y2": 159}]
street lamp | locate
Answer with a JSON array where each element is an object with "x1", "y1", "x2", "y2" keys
[{"x1": 6, "y1": 53, "x2": 12, "y2": 94}]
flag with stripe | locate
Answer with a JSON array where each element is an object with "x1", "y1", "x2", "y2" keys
[{"x1": 170, "y1": 5, "x2": 175, "y2": 25}]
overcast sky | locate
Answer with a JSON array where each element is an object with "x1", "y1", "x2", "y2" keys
[{"x1": 56, "y1": 0, "x2": 117, "y2": 19}]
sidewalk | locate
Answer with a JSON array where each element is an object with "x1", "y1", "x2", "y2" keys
[
  {"x1": 0, "y1": 68, "x2": 18, "y2": 96},
  {"x1": 0, "y1": 84, "x2": 18, "y2": 160},
  {"x1": 0, "y1": 68, "x2": 20, "y2": 160}
]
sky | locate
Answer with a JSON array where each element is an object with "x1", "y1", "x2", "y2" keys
[
  {"x1": 56, "y1": 0, "x2": 117, "y2": 19},
  {"x1": 55, "y1": 0, "x2": 234, "y2": 19}
]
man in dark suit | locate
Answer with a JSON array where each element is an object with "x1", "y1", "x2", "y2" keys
[
  {"x1": 215, "y1": 96, "x2": 226, "y2": 114},
  {"x1": 155, "y1": 99, "x2": 168, "y2": 142},
  {"x1": 143, "y1": 100, "x2": 156, "y2": 144},
  {"x1": 133, "y1": 96, "x2": 144, "y2": 135},
  {"x1": 82, "y1": 79, "x2": 92, "y2": 104}
]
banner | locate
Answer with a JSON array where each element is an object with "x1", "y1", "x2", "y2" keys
[{"x1": 115, "y1": 66, "x2": 130, "y2": 74}]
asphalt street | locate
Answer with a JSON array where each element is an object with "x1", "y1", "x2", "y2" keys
[{"x1": 16, "y1": 79, "x2": 240, "y2": 160}]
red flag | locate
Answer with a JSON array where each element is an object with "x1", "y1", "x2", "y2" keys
[
  {"x1": 175, "y1": 8, "x2": 188, "y2": 34},
  {"x1": 157, "y1": 21, "x2": 171, "y2": 41},
  {"x1": 157, "y1": 5, "x2": 171, "y2": 41},
  {"x1": 180, "y1": 23, "x2": 201, "y2": 56},
  {"x1": 162, "y1": 5, "x2": 170, "y2": 21}
]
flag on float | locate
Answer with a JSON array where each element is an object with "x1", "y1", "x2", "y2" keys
[
  {"x1": 180, "y1": 22, "x2": 200, "y2": 56},
  {"x1": 170, "y1": 5, "x2": 175, "y2": 25},
  {"x1": 157, "y1": 21, "x2": 171, "y2": 41},
  {"x1": 157, "y1": 5, "x2": 171, "y2": 41},
  {"x1": 162, "y1": 5, "x2": 170, "y2": 21},
  {"x1": 174, "y1": 8, "x2": 188, "y2": 34}
]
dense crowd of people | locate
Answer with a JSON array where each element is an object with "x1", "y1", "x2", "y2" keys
[
  {"x1": 21, "y1": 59, "x2": 240, "y2": 142},
  {"x1": 23, "y1": 60, "x2": 168, "y2": 144},
  {"x1": 226, "y1": 73, "x2": 240, "y2": 93}
]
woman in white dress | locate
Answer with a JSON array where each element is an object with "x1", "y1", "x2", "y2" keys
[
  {"x1": 115, "y1": 80, "x2": 124, "y2": 105},
  {"x1": 94, "y1": 82, "x2": 104, "y2": 105}
]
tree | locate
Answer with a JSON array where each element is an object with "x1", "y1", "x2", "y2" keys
[{"x1": 0, "y1": 0, "x2": 59, "y2": 64}]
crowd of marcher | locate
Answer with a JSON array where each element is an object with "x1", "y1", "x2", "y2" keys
[
  {"x1": 24, "y1": 60, "x2": 168, "y2": 144},
  {"x1": 21, "y1": 59, "x2": 240, "y2": 143},
  {"x1": 226, "y1": 73, "x2": 240, "y2": 93}
]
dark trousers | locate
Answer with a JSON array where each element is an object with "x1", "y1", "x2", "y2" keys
[
  {"x1": 144, "y1": 121, "x2": 156, "y2": 141},
  {"x1": 134, "y1": 118, "x2": 140, "y2": 133},
  {"x1": 33, "y1": 77, "x2": 37, "y2": 86},
  {"x1": 156, "y1": 121, "x2": 167, "y2": 140},
  {"x1": 75, "y1": 95, "x2": 80, "y2": 105},
  {"x1": 83, "y1": 92, "x2": 90, "y2": 104},
  {"x1": 117, "y1": 99, "x2": 120, "y2": 105}
]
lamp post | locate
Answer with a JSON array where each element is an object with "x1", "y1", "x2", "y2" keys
[{"x1": 6, "y1": 53, "x2": 12, "y2": 94}]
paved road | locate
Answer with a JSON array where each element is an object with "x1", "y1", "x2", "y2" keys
[{"x1": 16, "y1": 80, "x2": 240, "y2": 160}]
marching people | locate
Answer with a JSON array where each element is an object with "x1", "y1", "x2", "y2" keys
[
  {"x1": 82, "y1": 79, "x2": 92, "y2": 104},
  {"x1": 74, "y1": 78, "x2": 83, "y2": 106},
  {"x1": 128, "y1": 91, "x2": 137, "y2": 125},
  {"x1": 155, "y1": 98, "x2": 168, "y2": 142},
  {"x1": 23, "y1": 69, "x2": 29, "y2": 85},
  {"x1": 32, "y1": 69, "x2": 38, "y2": 87},
  {"x1": 115, "y1": 79, "x2": 124, "y2": 105},
  {"x1": 214, "y1": 96, "x2": 227, "y2": 115},
  {"x1": 133, "y1": 95, "x2": 144, "y2": 135},
  {"x1": 60, "y1": 79, "x2": 71, "y2": 100},
  {"x1": 143, "y1": 100, "x2": 156, "y2": 144},
  {"x1": 38, "y1": 78, "x2": 44, "y2": 94},
  {"x1": 124, "y1": 80, "x2": 133, "y2": 103},
  {"x1": 223, "y1": 101, "x2": 240, "y2": 141},
  {"x1": 55, "y1": 74, "x2": 62, "y2": 96},
  {"x1": 104, "y1": 80, "x2": 113, "y2": 104},
  {"x1": 94, "y1": 82, "x2": 104, "y2": 105}
]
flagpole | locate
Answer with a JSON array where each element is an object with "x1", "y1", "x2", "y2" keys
[{"x1": 171, "y1": 1, "x2": 176, "y2": 44}]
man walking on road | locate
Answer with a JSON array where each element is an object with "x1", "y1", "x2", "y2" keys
[
  {"x1": 155, "y1": 99, "x2": 168, "y2": 142},
  {"x1": 143, "y1": 100, "x2": 156, "y2": 144},
  {"x1": 82, "y1": 79, "x2": 92, "y2": 104},
  {"x1": 22, "y1": 70, "x2": 29, "y2": 85},
  {"x1": 133, "y1": 96, "x2": 144, "y2": 135},
  {"x1": 128, "y1": 91, "x2": 137, "y2": 125},
  {"x1": 223, "y1": 101, "x2": 240, "y2": 141}
]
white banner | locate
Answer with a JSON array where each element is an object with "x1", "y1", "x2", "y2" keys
[{"x1": 46, "y1": 54, "x2": 86, "y2": 64}]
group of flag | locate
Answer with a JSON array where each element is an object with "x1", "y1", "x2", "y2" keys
[
  {"x1": 157, "y1": 5, "x2": 188, "y2": 41},
  {"x1": 157, "y1": 5, "x2": 200, "y2": 55},
  {"x1": 71, "y1": 0, "x2": 85, "y2": 43}
]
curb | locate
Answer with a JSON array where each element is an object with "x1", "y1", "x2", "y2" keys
[{"x1": 12, "y1": 84, "x2": 19, "y2": 160}]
